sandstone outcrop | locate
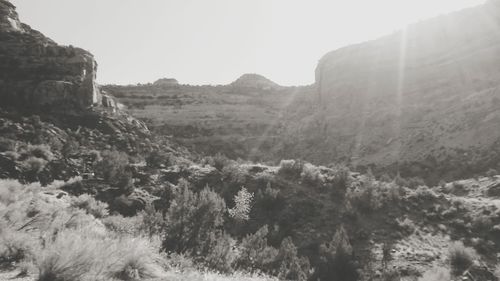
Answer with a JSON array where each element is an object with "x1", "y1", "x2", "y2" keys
[
  {"x1": 309, "y1": 0, "x2": 500, "y2": 180},
  {"x1": 0, "y1": 0, "x2": 109, "y2": 110}
]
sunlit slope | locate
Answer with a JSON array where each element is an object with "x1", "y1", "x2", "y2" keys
[{"x1": 306, "y1": 0, "x2": 500, "y2": 181}]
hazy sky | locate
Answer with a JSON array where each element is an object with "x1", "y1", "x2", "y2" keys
[{"x1": 11, "y1": 0, "x2": 485, "y2": 86}]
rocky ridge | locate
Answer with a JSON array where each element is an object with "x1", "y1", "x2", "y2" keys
[{"x1": 0, "y1": 0, "x2": 117, "y2": 111}]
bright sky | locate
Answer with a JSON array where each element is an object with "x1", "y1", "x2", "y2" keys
[{"x1": 11, "y1": 0, "x2": 485, "y2": 86}]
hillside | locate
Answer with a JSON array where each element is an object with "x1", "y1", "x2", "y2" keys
[
  {"x1": 306, "y1": 0, "x2": 500, "y2": 182},
  {"x1": 103, "y1": 77, "x2": 315, "y2": 161}
]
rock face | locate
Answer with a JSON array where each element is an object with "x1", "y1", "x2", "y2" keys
[
  {"x1": 309, "y1": 0, "x2": 500, "y2": 180},
  {"x1": 0, "y1": 0, "x2": 104, "y2": 110}
]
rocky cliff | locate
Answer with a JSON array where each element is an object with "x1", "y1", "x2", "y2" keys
[
  {"x1": 0, "y1": 0, "x2": 107, "y2": 110},
  {"x1": 308, "y1": 0, "x2": 500, "y2": 181}
]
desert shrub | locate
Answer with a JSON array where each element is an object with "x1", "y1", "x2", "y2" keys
[
  {"x1": 379, "y1": 174, "x2": 393, "y2": 183},
  {"x1": 494, "y1": 264, "x2": 500, "y2": 280},
  {"x1": 0, "y1": 227, "x2": 37, "y2": 264},
  {"x1": 347, "y1": 180, "x2": 383, "y2": 212},
  {"x1": 228, "y1": 187, "x2": 254, "y2": 221},
  {"x1": 314, "y1": 226, "x2": 358, "y2": 281},
  {"x1": 19, "y1": 144, "x2": 54, "y2": 162},
  {"x1": 407, "y1": 177, "x2": 426, "y2": 189},
  {"x1": 276, "y1": 237, "x2": 310, "y2": 281},
  {"x1": 236, "y1": 225, "x2": 278, "y2": 272},
  {"x1": 70, "y1": 194, "x2": 109, "y2": 219},
  {"x1": 95, "y1": 150, "x2": 133, "y2": 193},
  {"x1": 380, "y1": 268, "x2": 401, "y2": 281},
  {"x1": 486, "y1": 168, "x2": 498, "y2": 178},
  {"x1": 37, "y1": 231, "x2": 100, "y2": 281},
  {"x1": 37, "y1": 230, "x2": 164, "y2": 281},
  {"x1": 162, "y1": 179, "x2": 226, "y2": 255},
  {"x1": 138, "y1": 204, "x2": 165, "y2": 237},
  {"x1": 106, "y1": 237, "x2": 164, "y2": 280},
  {"x1": 221, "y1": 164, "x2": 248, "y2": 184},
  {"x1": 300, "y1": 163, "x2": 324, "y2": 185},
  {"x1": 200, "y1": 231, "x2": 236, "y2": 272},
  {"x1": 146, "y1": 150, "x2": 172, "y2": 168},
  {"x1": 396, "y1": 217, "x2": 416, "y2": 235},
  {"x1": 448, "y1": 241, "x2": 477, "y2": 275},
  {"x1": 61, "y1": 137, "x2": 79, "y2": 158},
  {"x1": 19, "y1": 156, "x2": 48, "y2": 181},
  {"x1": 394, "y1": 174, "x2": 409, "y2": 187},
  {"x1": 418, "y1": 267, "x2": 451, "y2": 281},
  {"x1": 102, "y1": 215, "x2": 143, "y2": 236},
  {"x1": 202, "y1": 153, "x2": 230, "y2": 171},
  {"x1": 0, "y1": 137, "x2": 16, "y2": 152},
  {"x1": 0, "y1": 179, "x2": 34, "y2": 206},
  {"x1": 408, "y1": 186, "x2": 438, "y2": 202},
  {"x1": 278, "y1": 159, "x2": 303, "y2": 178},
  {"x1": 332, "y1": 166, "x2": 350, "y2": 192}
]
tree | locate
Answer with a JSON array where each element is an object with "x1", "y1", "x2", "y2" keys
[
  {"x1": 162, "y1": 180, "x2": 226, "y2": 255},
  {"x1": 228, "y1": 187, "x2": 253, "y2": 221},
  {"x1": 276, "y1": 237, "x2": 310, "y2": 281},
  {"x1": 314, "y1": 226, "x2": 358, "y2": 281},
  {"x1": 236, "y1": 225, "x2": 278, "y2": 271},
  {"x1": 95, "y1": 150, "x2": 133, "y2": 194}
]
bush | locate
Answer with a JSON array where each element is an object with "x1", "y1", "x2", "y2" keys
[
  {"x1": 102, "y1": 215, "x2": 143, "y2": 236},
  {"x1": 146, "y1": 150, "x2": 172, "y2": 168},
  {"x1": 202, "y1": 153, "x2": 230, "y2": 171},
  {"x1": 0, "y1": 137, "x2": 16, "y2": 152},
  {"x1": 201, "y1": 231, "x2": 236, "y2": 273},
  {"x1": 19, "y1": 144, "x2": 54, "y2": 162},
  {"x1": 107, "y1": 237, "x2": 164, "y2": 280},
  {"x1": 95, "y1": 150, "x2": 133, "y2": 193},
  {"x1": 314, "y1": 226, "x2": 358, "y2": 281},
  {"x1": 221, "y1": 164, "x2": 247, "y2": 185},
  {"x1": 347, "y1": 180, "x2": 383, "y2": 213},
  {"x1": 19, "y1": 156, "x2": 48, "y2": 181},
  {"x1": 332, "y1": 166, "x2": 350, "y2": 192},
  {"x1": 278, "y1": 160, "x2": 303, "y2": 178},
  {"x1": 236, "y1": 225, "x2": 278, "y2": 272},
  {"x1": 300, "y1": 163, "x2": 324, "y2": 185},
  {"x1": 138, "y1": 204, "x2": 165, "y2": 237},
  {"x1": 70, "y1": 194, "x2": 109, "y2": 219},
  {"x1": 276, "y1": 237, "x2": 310, "y2": 281},
  {"x1": 448, "y1": 241, "x2": 477, "y2": 275},
  {"x1": 37, "y1": 230, "x2": 164, "y2": 281},
  {"x1": 486, "y1": 168, "x2": 498, "y2": 178},
  {"x1": 0, "y1": 227, "x2": 37, "y2": 264},
  {"x1": 37, "y1": 231, "x2": 100, "y2": 281},
  {"x1": 162, "y1": 180, "x2": 226, "y2": 255},
  {"x1": 494, "y1": 264, "x2": 500, "y2": 280},
  {"x1": 418, "y1": 267, "x2": 451, "y2": 281}
]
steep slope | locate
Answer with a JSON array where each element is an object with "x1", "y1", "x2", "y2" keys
[{"x1": 308, "y1": 0, "x2": 500, "y2": 181}]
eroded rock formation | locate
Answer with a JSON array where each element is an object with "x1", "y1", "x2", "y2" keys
[
  {"x1": 310, "y1": 0, "x2": 500, "y2": 180},
  {"x1": 0, "y1": 0, "x2": 106, "y2": 110}
]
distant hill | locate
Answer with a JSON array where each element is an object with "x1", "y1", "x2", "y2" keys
[{"x1": 231, "y1": 73, "x2": 281, "y2": 90}]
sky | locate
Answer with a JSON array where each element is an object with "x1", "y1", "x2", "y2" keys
[{"x1": 11, "y1": 0, "x2": 485, "y2": 86}]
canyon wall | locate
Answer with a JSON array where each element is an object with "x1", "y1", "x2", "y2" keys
[{"x1": 0, "y1": 0, "x2": 103, "y2": 110}]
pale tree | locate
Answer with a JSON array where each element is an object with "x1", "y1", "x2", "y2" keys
[{"x1": 228, "y1": 187, "x2": 254, "y2": 221}]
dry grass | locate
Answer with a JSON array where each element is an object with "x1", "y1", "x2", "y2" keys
[{"x1": 448, "y1": 241, "x2": 477, "y2": 275}]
